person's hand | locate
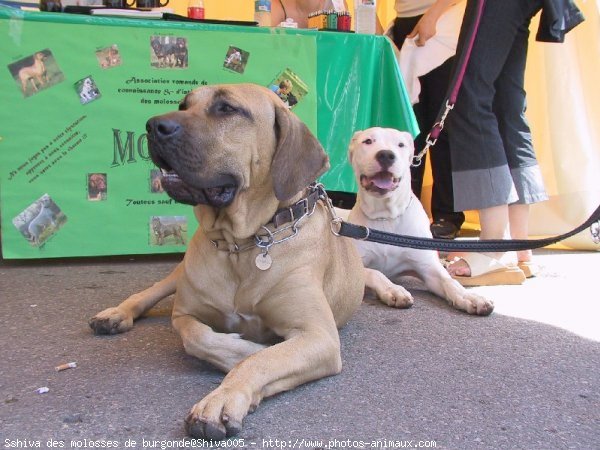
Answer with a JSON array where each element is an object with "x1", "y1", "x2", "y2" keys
[
  {"x1": 407, "y1": 0, "x2": 463, "y2": 46},
  {"x1": 406, "y1": 12, "x2": 438, "y2": 46}
]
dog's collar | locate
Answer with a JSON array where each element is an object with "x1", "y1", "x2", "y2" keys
[
  {"x1": 210, "y1": 184, "x2": 323, "y2": 257},
  {"x1": 272, "y1": 186, "x2": 321, "y2": 228}
]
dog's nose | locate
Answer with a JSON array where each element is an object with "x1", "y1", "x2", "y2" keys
[
  {"x1": 376, "y1": 150, "x2": 396, "y2": 169},
  {"x1": 146, "y1": 118, "x2": 181, "y2": 138}
]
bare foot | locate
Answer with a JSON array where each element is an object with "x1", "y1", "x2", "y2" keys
[
  {"x1": 446, "y1": 257, "x2": 470, "y2": 277},
  {"x1": 446, "y1": 252, "x2": 518, "y2": 277}
]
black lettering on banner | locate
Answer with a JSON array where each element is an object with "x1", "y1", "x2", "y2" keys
[
  {"x1": 111, "y1": 129, "x2": 136, "y2": 166},
  {"x1": 111, "y1": 129, "x2": 150, "y2": 166}
]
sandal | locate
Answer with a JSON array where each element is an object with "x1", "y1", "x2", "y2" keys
[
  {"x1": 448, "y1": 253, "x2": 526, "y2": 287},
  {"x1": 518, "y1": 261, "x2": 540, "y2": 278}
]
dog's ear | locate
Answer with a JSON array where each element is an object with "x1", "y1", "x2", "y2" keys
[
  {"x1": 347, "y1": 130, "x2": 364, "y2": 165},
  {"x1": 271, "y1": 105, "x2": 329, "y2": 201},
  {"x1": 397, "y1": 130, "x2": 415, "y2": 163},
  {"x1": 350, "y1": 130, "x2": 364, "y2": 143}
]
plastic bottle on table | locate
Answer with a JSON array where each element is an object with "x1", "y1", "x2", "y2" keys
[
  {"x1": 188, "y1": 0, "x2": 205, "y2": 19},
  {"x1": 354, "y1": 0, "x2": 377, "y2": 34},
  {"x1": 254, "y1": 0, "x2": 272, "y2": 27}
]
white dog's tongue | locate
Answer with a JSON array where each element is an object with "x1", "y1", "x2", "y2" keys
[{"x1": 372, "y1": 174, "x2": 395, "y2": 190}]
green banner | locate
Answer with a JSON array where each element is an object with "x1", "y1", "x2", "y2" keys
[
  {"x1": 0, "y1": 9, "x2": 418, "y2": 259},
  {"x1": 0, "y1": 10, "x2": 318, "y2": 258}
]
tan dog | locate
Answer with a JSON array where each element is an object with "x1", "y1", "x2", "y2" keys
[
  {"x1": 348, "y1": 127, "x2": 493, "y2": 315},
  {"x1": 19, "y1": 52, "x2": 46, "y2": 95},
  {"x1": 89, "y1": 84, "x2": 365, "y2": 440}
]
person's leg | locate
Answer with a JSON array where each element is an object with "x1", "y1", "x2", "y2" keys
[
  {"x1": 430, "y1": 129, "x2": 465, "y2": 229},
  {"x1": 492, "y1": 1, "x2": 546, "y2": 266},
  {"x1": 448, "y1": 0, "x2": 532, "y2": 212},
  {"x1": 509, "y1": 203, "x2": 532, "y2": 263},
  {"x1": 508, "y1": 203, "x2": 539, "y2": 276},
  {"x1": 421, "y1": 56, "x2": 465, "y2": 236},
  {"x1": 446, "y1": 0, "x2": 525, "y2": 267},
  {"x1": 446, "y1": 0, "x2": 542, "y2": 280},
  {"x1": 402, "y1": 40, "x2": 464, "y2": 236}
]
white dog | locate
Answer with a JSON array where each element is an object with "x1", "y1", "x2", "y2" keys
[
  {"x1": 225, "y1": 50, "x2": 242, "y2": 69},
  {"x1": 347, "y1": 127, "x2": 494, "y2": 316},
  {"x1": 28, "y1": 196, "x2": 56, "y2": 245},
  {"x1": 79, "y1": 78, "x2": 98, "y2": 103}
]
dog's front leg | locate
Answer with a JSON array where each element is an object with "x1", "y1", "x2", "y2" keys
[
  {"x1": 364, "y1": 268, "x2": 414, "y2": 308},
  {"x1": 173, "y1": 315, "x2": 267, "y2": 373},
  {"x1": 89, "y1": 262, "x2": 182, "y2": 334},
  {"x1": 183, "y1": 292, "x2": 342, "y2": 440}
]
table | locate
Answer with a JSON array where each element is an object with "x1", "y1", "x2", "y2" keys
[{"x1": 0, "y1": 8, "x2": 417, "y2": 258}]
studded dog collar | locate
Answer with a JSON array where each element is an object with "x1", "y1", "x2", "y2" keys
[{"x1": 209, "y1": 184, "x2": 323, "y2": 270}]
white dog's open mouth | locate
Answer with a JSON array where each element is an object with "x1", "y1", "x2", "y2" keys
[{"x1": 360, "y1": 172, "x2": 400, "y2": 194}]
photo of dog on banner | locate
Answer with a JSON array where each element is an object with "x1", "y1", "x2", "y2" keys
[
  {"x1": 150, "y1": 36, "x2": 189, "y2": 69},
  {"x1": 7, "y1": 48, "x2": 65, "y2": 98},
  {"x1": 12, "y1": 193, "x2": 67, "y2": 247}
]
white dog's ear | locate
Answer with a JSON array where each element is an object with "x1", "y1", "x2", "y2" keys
[
  {"x1": 399, "y1": 131, "x2": 415, "y2": 163},
  {"x1": 271, "y1": 104, "x2": 329, "y2": 201},
  {"x1": 350, "y1": 130, "x2": 364, "y2": 143},
  {"x1": 348, "y1": 130, "x2": 364, "y2": 164}
]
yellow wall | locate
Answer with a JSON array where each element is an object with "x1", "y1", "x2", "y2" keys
[
  {"x1": 169, "y1": 0, "x2": 397, "y2": 27},
  {"x1": 171, "y1": 0, "x2": 253, "y2": 20}
]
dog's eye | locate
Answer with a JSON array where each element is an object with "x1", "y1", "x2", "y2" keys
[
  {"x1": 362, "y1": 138, "x2": 373, "y2": 145},
  {"x1": 398, "y1": 142, "x2": 405, "y2": 148},
  {"x1": 178, "y1": 102, "x2": 187, "y2": 111},
  {"x1": 216, "y1": 102, "x2": 237, "y2": 115},
  {"x1": 208, "y1": 97, "x2": 252, "y2": 120}
]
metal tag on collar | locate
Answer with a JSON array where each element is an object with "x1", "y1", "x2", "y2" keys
[
  {"x1": 255, "y1": 251, "x2": 272, "y2": 271},
  {"x1": 255, "y1": 226, "x2": 274, "y2": 270}
]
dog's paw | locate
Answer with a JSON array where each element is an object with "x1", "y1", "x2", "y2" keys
[
  {"x1": 457, "y1": 292, "x2": 494, "y2": 316},
  {"x1": 379, "y1": 285, "x2": 414, "y2": 309},
  {"x1": 88, "y1": 307, "x2": 134, "y2": 335},
  {"x1": 184, "y1": 387, "x2": 252, "y2": 440}
]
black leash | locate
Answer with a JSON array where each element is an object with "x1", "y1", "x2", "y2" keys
[
  {"x1": 317, "y1": 185, "x2": 600, "y2": 252},
  {"x1": 334, "y1": 206, "x2": 600, "y2": 252}
]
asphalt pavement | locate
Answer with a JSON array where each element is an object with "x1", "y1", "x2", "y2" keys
[{"x1": 1, "y1": 248, "x2": 598, "y2": 449}]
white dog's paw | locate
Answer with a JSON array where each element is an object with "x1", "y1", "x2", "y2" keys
[
  {"x1": 89, "y1": 307, "x2": 134, "y2": 335},
  {"x1": 185, "y1": 386, "x2": 253, "y2": 440},
  {"x1": 454, "y1": 292, "x2": 494, "y2": 316},
  {"x1": 379, "y1": 285, "x2": 414, "y2": 309}
]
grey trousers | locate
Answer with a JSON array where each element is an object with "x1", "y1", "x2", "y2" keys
[{"x1": 448, "y1": 0, "x2": 549, "y2": 211}]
